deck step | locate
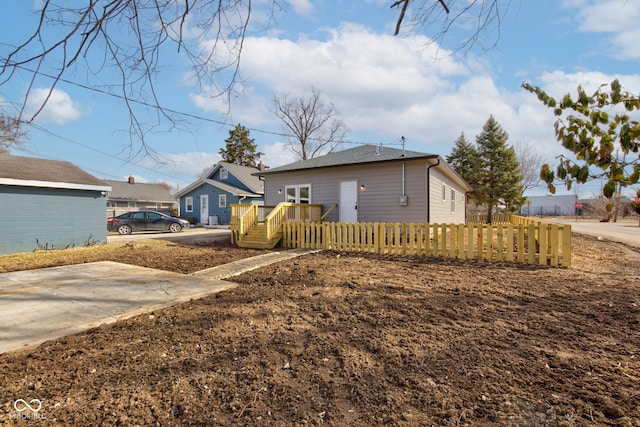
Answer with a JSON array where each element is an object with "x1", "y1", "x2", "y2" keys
[{"x1": 237, "y1": 224, "x2": 281, "y2": 249}]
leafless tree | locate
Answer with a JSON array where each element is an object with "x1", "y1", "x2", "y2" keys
[
  {"x1": 272, "y1": 88, "x2": 346, "y2": 160},
  {"x1": 0, "y1": 115, "x2": 27, "y2": 154},
  {"x1": 0, "y1": 0, "x2": 283, "y2": 156},
  {"x1": 0, "y1": 0, "x2": 506, "y2": 156},
  {"x1": 513, "y1": 140, "x2": 545, "y2": 194},
  {"x1": 392, "y1": 0, "x2": 509, "y2": 52}
]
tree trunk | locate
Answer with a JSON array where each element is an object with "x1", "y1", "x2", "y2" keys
[{"x1": 486, "y1": 204, "x2": 493, "y2": 224}]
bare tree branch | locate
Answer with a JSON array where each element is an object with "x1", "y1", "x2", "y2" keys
[
  {"x1": 0, "y1": 115, "x2": 28, "y2": 154},
  {"x1": 272, "y1": 87, "x2": 347, "y2": 160},
  {"x1": 391, "y1": 0, "x2": 508, "y2": 54}
]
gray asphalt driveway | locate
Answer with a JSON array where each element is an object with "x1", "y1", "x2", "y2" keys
[{"x1": 549, "y1": 217, "x2": 640, "y2": 248}]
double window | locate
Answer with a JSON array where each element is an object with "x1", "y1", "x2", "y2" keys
[{"x1": 285, "y1": 184, "x2": 311, "y2": 204}]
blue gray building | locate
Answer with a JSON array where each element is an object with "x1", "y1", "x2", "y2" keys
[
  {"x1": 175, "y1": 162, "x2": 264, "y2": 225},
  {"x1": 0, "y1": 154, "x2": 111, "y2": 255}
]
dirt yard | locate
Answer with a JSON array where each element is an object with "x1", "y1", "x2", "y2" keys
[{"x1": 1, "y1": 234, "x2": 639, "y2": 426}]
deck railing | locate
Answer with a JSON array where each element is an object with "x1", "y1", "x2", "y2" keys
[{"x1": 282, "y1": 216, "x2": 571, "y2": 267}]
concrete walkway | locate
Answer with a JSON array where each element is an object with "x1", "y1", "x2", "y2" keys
[{"x1": 0, "y1": 249, "x2": 318, "y2": 354}]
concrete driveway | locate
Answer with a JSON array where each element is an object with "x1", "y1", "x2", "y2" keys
[{"x1": 0, "y1": 249, "x2": 316, "y2": 354}]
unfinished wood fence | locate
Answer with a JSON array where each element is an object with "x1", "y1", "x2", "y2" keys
[{"x1": 282, "y1": 218, "x2": 571, "y2": 267}]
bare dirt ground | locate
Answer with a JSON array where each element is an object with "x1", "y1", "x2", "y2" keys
[{"x1": 1, "y1": 234, "x2": 639, "y2": 426}]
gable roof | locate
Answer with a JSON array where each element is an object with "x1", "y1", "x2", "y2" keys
[
  {"x1": 175, "y1": 178, "x2": 263, "y2": 198},
  {"x1": 102, "y1": 180, "x2": 176, "y2": 203},
  {"x1": 257, "y1": 144, "x2": 471, "y2": 192},
  {"x1": 206, "y1": 162, "x2": 264, "y2": 194},
  {"x1": 175, "y1": 161, "x2": 264, "y2": 198},
  {"x1": 257, "y1": 145, "x2": 438, "y2": 174},
  {"x1": 0, "y1": 154, "x2": 110, "y2": 191}
]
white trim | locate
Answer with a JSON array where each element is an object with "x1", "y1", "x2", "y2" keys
[{"x1": 0, "y1": 178, "x2": 111, "y2": 192}]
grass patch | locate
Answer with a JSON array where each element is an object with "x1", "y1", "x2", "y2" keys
[{"x1": 0, "y1": 240, "x2": 173, "y2": 273}]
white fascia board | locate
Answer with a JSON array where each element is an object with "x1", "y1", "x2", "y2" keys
[{"x1": 0, "y1": 178, "x2": 112, "y2": 192}]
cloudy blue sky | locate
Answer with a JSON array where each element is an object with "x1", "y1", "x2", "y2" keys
[{"x1": 1, "y1": 0, "x2": 639, "y2": 197}]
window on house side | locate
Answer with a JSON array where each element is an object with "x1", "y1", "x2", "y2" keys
[
  {"x1": 127, "y1": 201, "x2": 137, "y2": 208},
  {"x1": 219, "y1": 194, "x2": 227, "y2": 208},
  {"x1": 186, "y1": 197, "x2": 193, "y2": 212},
  {"x1": 220, "y1": 168, "x2": 228, "y2": 179},
  {"x1": 451, "y1": 189, "x2": 456, "y2": 212}
]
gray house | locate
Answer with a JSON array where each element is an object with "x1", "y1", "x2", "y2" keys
[
  {"x1": 257, "y1": 145, "x2": 470, "y2": 224},
  {"x1": 104, "y1": 177, "x2": 178, "y2": 217},
  {"x1": 0, "y1": 154, "x2": 111, "y2": 255},
  {"x1": 175, "y1": 161, "x2": 264, "y2": 225}
]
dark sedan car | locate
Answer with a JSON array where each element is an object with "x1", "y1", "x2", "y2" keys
[{"x1": 107, "y1": 211, "x2": 190, "y2": 235}]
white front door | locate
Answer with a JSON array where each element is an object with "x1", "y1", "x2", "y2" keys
[
  {"x1": 339, "y1": 181, "x2": 358, "y2": 222},
  {"x1": 200, "y1": 195, "x2": 209, "y2": 225}
]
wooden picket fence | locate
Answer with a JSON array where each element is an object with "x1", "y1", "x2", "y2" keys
[{"x1": 282, "y1": 219, "x2": 571, "y2": 267}]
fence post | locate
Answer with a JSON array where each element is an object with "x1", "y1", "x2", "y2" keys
[
  {"x1": 538, "y1": 223, "x2": 548, "y2": 266},
  {"x1": 562, "y1": 225, "x2": 572, "y2": 268},
  {"x1": 457, "y1": 224, "x2": 465, "y2": 258},
  {"x1": 527, "y1": 224, "x2": 536, "y2": 264}
]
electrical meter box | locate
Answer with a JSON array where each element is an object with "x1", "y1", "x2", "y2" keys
[{"x1": 399, "y1": 195, "x2": 408, "y2": 206}]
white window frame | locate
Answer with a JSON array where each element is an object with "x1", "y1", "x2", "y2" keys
[
  {"x1": 284, "y1": 184, "x2": 311, "y2": 204},
  {"x1": 219, "y1": 194, "x2": 227, "y2": 208},
  {"x1": 127, "y1": 201, "x2": 137, "y2": 208},
  {"x1": 220, "y1": 168, "x2": 228, "y2": 179},
  {"x1": 185, "y1": 196, "x2": 193, "y2": 212},
  {"x1": 451, "y1": 189, "x2": 456, "y2": 212}
]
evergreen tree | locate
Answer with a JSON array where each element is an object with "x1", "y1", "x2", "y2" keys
[
  {"x1": 446, "y1": 132, "x2": 481, "y2": 205},
  {"x1": 474, "y1": 116, "x2": 524, "y2": 223},
  {"x1": 219, "y1": 124, "x2": 262, "y2": 167}
]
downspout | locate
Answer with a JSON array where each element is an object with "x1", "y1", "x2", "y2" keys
[
  {"x1": 426, "y1": 157, "x2": 440, "y2": 223},
  {"x1": 402, "y1": 162, "x2": 405, "y2": 196}
]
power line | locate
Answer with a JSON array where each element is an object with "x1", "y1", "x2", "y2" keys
[
  {"x1": 22, "y1": 122, "x2": 192, "y2": 184},
  {"x1": 10, "y1": 64, "x2": 398, "y2": 148}
]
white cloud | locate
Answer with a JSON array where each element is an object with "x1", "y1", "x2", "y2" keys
[
  {"x1": 288, "y1": 0, "x2": 313, "y2": 16},
  {"x1": 260, "y1": 141, "x2": 298, "y2": 168},
  {"x1": 27, "y1": 88, "x2": 84, "y2": 124},
  {"x1": 569, "y1": 0, "x2": 640, "y2": 60},
  {"x1": 137, "y1": 151, "x2": 221, "y2": 182},
  {"x1": 186, "y1": 19, "x2": 639, "y2": 185}
]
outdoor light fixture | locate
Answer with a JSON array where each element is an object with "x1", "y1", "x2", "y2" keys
[
  {"x1": 278, "y1": 189, "x2": 282, "y2": 194},
  {"x1": 360, "y1": 184, "x2": 366, "y2": 191}
]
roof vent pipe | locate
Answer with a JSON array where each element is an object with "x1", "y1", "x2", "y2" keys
[{"x1": 128, "y1": 175, "x2": 135, "y2": 184}]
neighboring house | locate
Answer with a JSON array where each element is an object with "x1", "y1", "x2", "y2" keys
[
  {"x1": 520, "y1": 195, "x2": 578, "y2": 217},
  {"x1": 257, "y1": 144, "x2": 470, "y2": 224},
  {"x1": 104, "y1": 177, "x2": 177, "y2": 217},
  {"x1": 175, "y1": 161, "x2": 264, "y2": 225},
  {"x1": 0, "y1": 154, "x2": 111, "y2": 255}
]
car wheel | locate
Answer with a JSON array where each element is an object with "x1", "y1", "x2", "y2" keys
[
  {"x1": 169, "y1": 223, "x2": 182, "y2": 233},
  {"x1": 117, "y1": 224, "x2": 132, "y2": 235}
]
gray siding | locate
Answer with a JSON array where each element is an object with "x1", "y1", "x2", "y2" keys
[
  {"x1": 428, "y1": 169, "x2": 467, "y2": 223},
  {"x1": 264, "y1": 159, "x2": 469, "y2": 223},
  {"x1": 0, "y1": 186, "x2": 107, "y2": 255}
]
